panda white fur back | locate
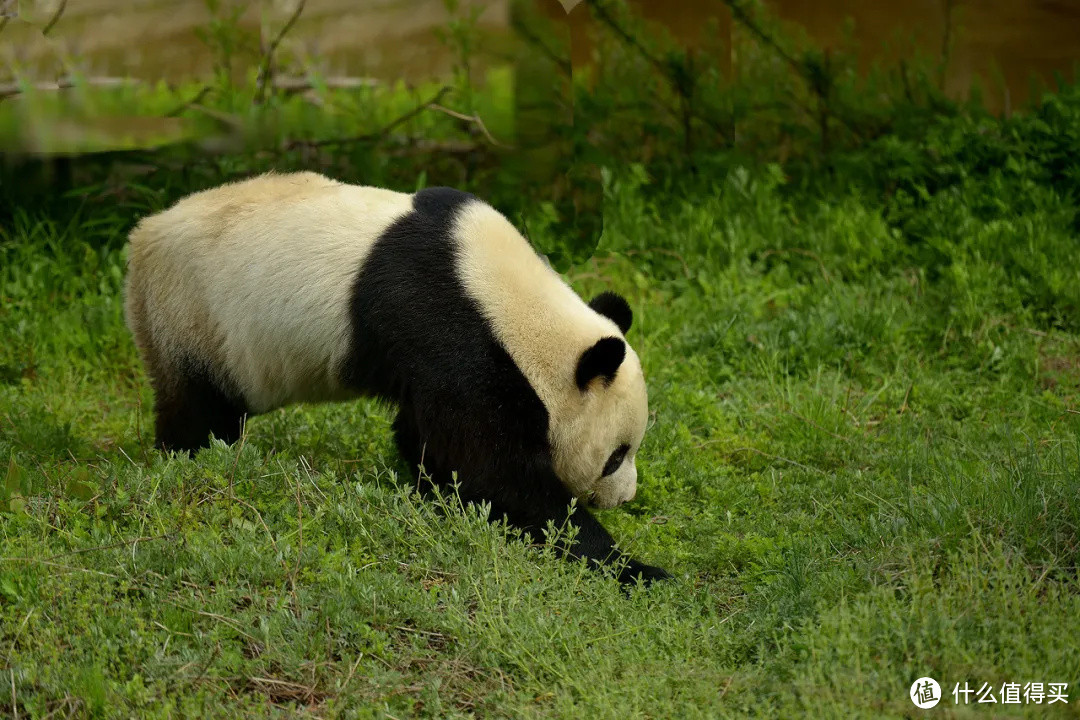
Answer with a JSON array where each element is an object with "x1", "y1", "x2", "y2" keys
[
  {"x1": 128, "y1": 173, "x2": 411, "y2": 411},
  {"x1": 125, "y1": 171, "x2": 669, "y2": 585}
]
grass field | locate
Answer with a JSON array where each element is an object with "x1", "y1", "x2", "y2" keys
[{"x1": 3, "y1": 85, "x2": 1080, "y2": 717}]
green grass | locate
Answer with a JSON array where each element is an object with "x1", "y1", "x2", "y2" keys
[{"x1": 3, "y1": 121, "x2": 1080, "y2": 717}]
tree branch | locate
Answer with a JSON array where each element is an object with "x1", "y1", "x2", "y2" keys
[
  {"x1": 286, "y1": 85, "x2": 452, "y2": 149},
  {"x1": 42, "y1": 0, "x2": 66, "y2": 36},
  {"x1": 272, "y1": 75, "x2": 379, "y2": 94},
  {"x1": 717, "y1": 0, "x2": 866, "y2": 141},
  {"x1": 428, "y1": 103, "x2": 509, "y2": 147},
  {"x1": 164, "y1": 85, "x2": 212, "y2": 117},
  {"x1": 587, "y1": 0, "x2": 732, "y2": 143},
  {"x1": 510, "y1": 18, "x2": 572, "y2": 77},
  {"x1": 0, "y1": 76, "x2": 133, "y2": 101},
  {"x1": 254, "y1": 0, "x2": 306, "y2": 104}
]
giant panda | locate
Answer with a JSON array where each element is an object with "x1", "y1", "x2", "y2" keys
[{"x1": 124, "y1": 171, "x2": 670, "y2": 585}]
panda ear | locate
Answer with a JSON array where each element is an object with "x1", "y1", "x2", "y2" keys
[
  {"x1": 576, "y1": 337, "x2": 626, "y2": 391},
  {"x1": 588, "y1": 292, "x2": 633, "y2": 334}
]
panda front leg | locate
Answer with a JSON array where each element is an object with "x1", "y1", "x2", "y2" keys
[
  {"x1": 391, "y1": 410, "x2": 669, "y2": 585},
  {"x1": 392, "y1": 406, "x2": 438, "y2": 487},
  {"x1": 475, "y1": 459, "x2": 672, "y2": 587}
]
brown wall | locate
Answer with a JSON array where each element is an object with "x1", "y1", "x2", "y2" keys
[
  {"x1": 768, "y1": 0, "x2": 1080, "y2": 111},
  {"x1": 540, "y1": 0, "x2": 1080, "y2": 112},
  {"x1": 537, "y1": 1, "x2": 732, "y2": 72}
]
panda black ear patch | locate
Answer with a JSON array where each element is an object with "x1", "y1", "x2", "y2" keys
[
  {"x1": 588, "y1": 292, "x2": 633, "y2": 334},
  {"x1": 576, "y1": 337, "x2": 626, "y2": 391}
]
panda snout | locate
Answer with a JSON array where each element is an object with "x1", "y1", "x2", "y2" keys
[{"x1": 588, "y1": 475, "x2": 637, "y2": 509}]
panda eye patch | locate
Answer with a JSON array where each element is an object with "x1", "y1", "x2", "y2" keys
[{"x1": 601, "y1": 444, "x2": 630, "y2": 477}]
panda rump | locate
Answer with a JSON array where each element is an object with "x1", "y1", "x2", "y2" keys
[{"x1": 124, "y1": 171, "x2": 670, "y2": 585}]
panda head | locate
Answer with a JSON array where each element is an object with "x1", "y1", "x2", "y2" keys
[{"x1": 550, "y1": 291, "x2": 649, "y2": 509}]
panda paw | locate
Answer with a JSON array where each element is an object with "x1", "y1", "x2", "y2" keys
[{"x1": 617, "y1": 559, "x2": 672, "y2": 587}]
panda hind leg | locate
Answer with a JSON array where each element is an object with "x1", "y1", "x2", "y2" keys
[{"x1": 150, "y1": 359, "x2": 248, "y2": 454}]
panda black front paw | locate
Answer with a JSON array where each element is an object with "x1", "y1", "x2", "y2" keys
[{"x1": 617, "y1": 559, "x2": 672, "y2": 587}]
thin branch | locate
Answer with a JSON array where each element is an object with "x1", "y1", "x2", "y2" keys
[
  {"x1": 718, "y1": 0, "x2": 802, "y2": 74},
  {"x1": 272, "y1": 75, "x2": 379, "y2": 94},
  {"x1": 287, "y1": 85, "x2": 452, "y2": 149},
  {"x1": 428, "y1": 103, "x2": 508, "y2": 147},
  {"x1": 0, "y1": 76, "x2": 133, "y2": 101},
  {"x1": 185, "y1": 103, "x2": 244, "y2": 132},
  {"x1": 718, "y1": 0, "x2": 866, "y2": 140},
  {"x1": 254, "y1": 0, "x2": 306, "y2": 104},
  {"x1": 383, "y1": 138, "x2": 484, "y2": 156},
  {"x1": 164, "y1": 85, "x2": 212, "y2": 117},
  {"x1": 41, "y1": 0, "x2": 66, "y2": 36},
  {"x1": 587, "y1": 0, "x2": 667, "y2": 76},
  {"x1": 509, "y1": 18, "x2": 572, "y2": 77},
  {"x1": 586, "y1": 0, "x2": 732, "y2": 142}
]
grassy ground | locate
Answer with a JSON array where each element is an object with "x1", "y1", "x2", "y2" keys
[{"x1": 3, "y1": 114, "x2": 1080, "y2": 717}]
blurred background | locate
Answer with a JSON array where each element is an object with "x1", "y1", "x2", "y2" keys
[
  {"x1": 2, "y1": 0, "x2": 1080, "y2": 262},
  {"x1": 5, "y1": 0, "x2": 1079, "y2": 108}
]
